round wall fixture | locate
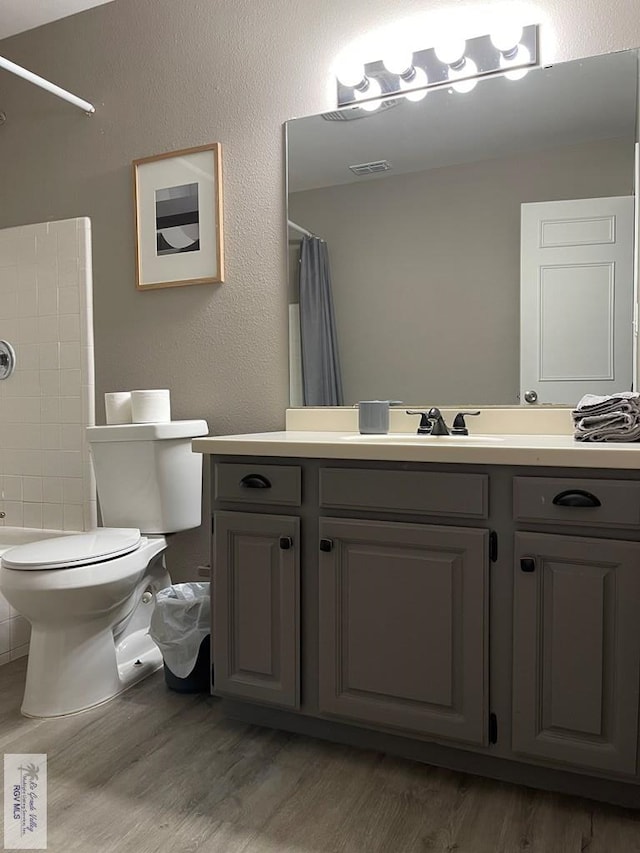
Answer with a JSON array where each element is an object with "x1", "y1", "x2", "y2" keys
[{"x1": 0, "y1": 340, "x2": 16, "y2": 380}]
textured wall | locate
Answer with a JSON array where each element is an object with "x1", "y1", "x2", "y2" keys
[
  {"x1": 0, "y1": 0, "x2": 639, "y2": 578},
  {"x1": 289, "y1": 138, "x2": 633, "y2": 406}
]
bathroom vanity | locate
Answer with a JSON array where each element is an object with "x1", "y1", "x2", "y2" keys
[
  {"x1": 194, "y1": 425, "x2": 640, "y2": 807},
  {"x1": 192, "y1": 30, "x2": 640, "y2": 809}
]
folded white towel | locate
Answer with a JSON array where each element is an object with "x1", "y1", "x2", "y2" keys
[
  {"x1": 575, "y1": 427, "x2": 640, "y2": 441},
  {"x1": 574, "y1": 410, "x2": 640, "y2": 442},
  {"x1": 573, "y1": 392, "x2": 640, "y2": 420},
  {"x1": 573, "y1": 393, "x2": 640, "y2": 441}
]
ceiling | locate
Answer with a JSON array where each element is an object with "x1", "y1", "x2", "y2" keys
[
  {"x1": 0, "y1": 0, "x2": 114, "y2": 41},
  {"x1": 288, "y1": 50, "x2": 639, "y2": 192}
]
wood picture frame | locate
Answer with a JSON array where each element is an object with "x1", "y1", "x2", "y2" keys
[{"x1": 133, "y1": 143, "x2": 224, "y2": 290}]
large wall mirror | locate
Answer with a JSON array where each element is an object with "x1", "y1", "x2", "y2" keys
[{"x1": 286, "y1": 50, "x2": 639, "y2": 407}]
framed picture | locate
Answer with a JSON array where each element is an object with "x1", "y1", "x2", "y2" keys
[{"x1": 133, "y1": 143, "x2": 224, "y2": 290}]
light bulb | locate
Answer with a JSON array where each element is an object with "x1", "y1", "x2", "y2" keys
[
  {"x1": 450, "y1": 58, "x2": 478, "y2": 93},
  {"x1": 500, "y1": 44, "x2": 530, "y2": 80},
  {"x1": 504, "y1": 66, "x2": 529, "y2": 81},
  {"x1": 401, "y1": 67, "x2": 428, "y2": 102},
  {"x1": 336, "y1": 58, "x2": 366, "y2": 88},
  {"x1": 490, "y1": 23, "x2": 524, "y2": 54},
  {"x1": 434, "y1": 36, "x2": 466, "y2": 67},
  {"x1": 383, "y1": 48, "x2": 414, "y2": 76},
  {"x1": 354, "y1": 78, "x2": 382, "y2": 111}
]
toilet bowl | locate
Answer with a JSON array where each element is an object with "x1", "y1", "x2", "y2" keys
[
  {"x1": 0, "y1": 419, "x2": 208, "y2": 718},
  {"x1": 0, "y1": 529, "x2": 170, "y2": 716}
]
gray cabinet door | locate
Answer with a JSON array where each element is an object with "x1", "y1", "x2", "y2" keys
[
  {"x1": 512, "y1": 532, "x2": 640, "y2": 775},
  {"x1": 213, "y1": 511, "x2": 299, "y2": 708},
  {"x1": 318, "y1": 518, "x2": 489, "y2": 745}
]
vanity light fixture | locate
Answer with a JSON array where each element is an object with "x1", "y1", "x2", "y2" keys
[{"x1": 336, "y1": 24, "x2": 539, "y2": 109}]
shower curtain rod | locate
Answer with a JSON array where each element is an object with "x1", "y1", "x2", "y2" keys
[
  {"x1": 0, "y1": 54, "x2": 95, "y2": 114},
  {"x1": 288, "y1": 219, "x2": 315, "y2": 238}
]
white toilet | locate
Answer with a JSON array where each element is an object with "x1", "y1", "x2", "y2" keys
[{"x1": 0, "y1": 419, "x2": 208, "y2": 718}]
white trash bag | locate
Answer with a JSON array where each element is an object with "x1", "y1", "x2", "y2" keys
[{"x1": 149, "y1": 583, "x2": 210, "y2": 678}]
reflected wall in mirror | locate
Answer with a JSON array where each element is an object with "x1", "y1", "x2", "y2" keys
[{"x1": 286, "y1": 50, "x2": 639, "y2": 407}]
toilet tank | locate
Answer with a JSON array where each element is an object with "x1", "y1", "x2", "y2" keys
[{"x1": 86, "y1": 420, "x2": 209, "y2": 534}]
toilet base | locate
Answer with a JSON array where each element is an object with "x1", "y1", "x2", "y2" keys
[
  {"x1": 22, "y1": 628, "x2": 164, "y2": 718},
  {"x1": 19, "y1": 551, "x2": 170, "y2": 718},
  {"x1": 21, "y1": 618, "x2": 165, "y2": 718}
]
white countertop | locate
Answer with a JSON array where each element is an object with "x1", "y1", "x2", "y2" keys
[{"x1": 192, "y1": 431, "x2": 640, "y2": 469}]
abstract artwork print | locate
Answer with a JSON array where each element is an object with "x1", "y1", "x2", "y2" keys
[{"x1": 155, "y1": 183, "x2": 200, "y2": 255}]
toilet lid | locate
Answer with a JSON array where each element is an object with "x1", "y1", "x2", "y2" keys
[{"x1": 1, "y1": 528, "x2": 142, "y2": 570}]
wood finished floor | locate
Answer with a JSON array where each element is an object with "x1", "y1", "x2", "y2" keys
[{"x1": 0, "y1": 659, "x2": 639, "y2": 852}]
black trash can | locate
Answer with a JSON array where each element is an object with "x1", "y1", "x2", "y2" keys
[
  {"x1": 149, "y1": 582, "x2": 211, "y2": 693},
  {"x1": 163, "y1": 635, "x2": 211, "y2": 693}
]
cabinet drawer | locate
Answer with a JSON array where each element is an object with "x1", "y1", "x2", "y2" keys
[
  {"x1": 215, "y1": 463, "x2": 301, "y2": 506},
  {"x1": 514, "y1": 477, "x2": 640, "y2": 529},
  {"x1": 320, "y1": 468, "x2": 488, "y2": 519}
]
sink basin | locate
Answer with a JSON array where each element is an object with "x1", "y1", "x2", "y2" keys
[{"x1": 342, "y1": 433, "x2": 506, "y2": 445}]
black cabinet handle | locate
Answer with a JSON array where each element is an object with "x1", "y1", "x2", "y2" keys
[
  {"x1": 239, "y1": 474, "x2": 272, "y2": 489},
  {"x1": 320, "y1": 538, "x2": 333, "y2": 552},
  {"x1": 520, "y1": 557, "x2": 536, "y2": 573},
  {"x1": 279, "y1": 537, "x2": 293, "y2": 550},
  {"x1": 552, "y1": 489, "x2": 601, "y2": 508}
]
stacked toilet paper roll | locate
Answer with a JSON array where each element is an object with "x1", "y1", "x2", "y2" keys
[
  {"x1": 104, "y1": 392, "x2": 132, "y2": 425},
  {"x1": 104, "y1": 389, "x2": 171, "y2": 424},
  {"x1": 131, "y1": 389, "x2": 171, "y2": 423}
]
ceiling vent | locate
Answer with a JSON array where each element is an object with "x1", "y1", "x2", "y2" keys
[
  {"x1": 321, "y1": 99, "x2": 400, "y2": 121},
  {"x1": 348, "y1": 160, "x2": 392, "y2": 176}
]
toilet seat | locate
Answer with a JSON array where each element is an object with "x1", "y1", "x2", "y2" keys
[{"x1": 1, "y1": 528, "x2": 142, "y2": 571}]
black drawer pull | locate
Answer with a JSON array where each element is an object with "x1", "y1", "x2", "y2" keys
[
  {"x1": 520, "y1": 557, "x2": 536, "y2": 573},
  {"x1": 239, "y1": 474, "x2": 272, "y2": 489},
  {"x1": 279, "y1": 537, "x2": 293, "y2": 550},
  {"x1": 552, "y1": 489, "x2": 601, "y2": 508},
  {"x1": 320, "y1": 538, "x2": 333, "y2": 553}
]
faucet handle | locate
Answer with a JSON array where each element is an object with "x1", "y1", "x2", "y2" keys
[
  {"x1": 406, "y1": 410, "x2": 432, "y2": 435},
  {"x1": 451, "y1": 411, "x2": 481, "y2": 435}
]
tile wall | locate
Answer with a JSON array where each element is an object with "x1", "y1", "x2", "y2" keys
[{"x1": 0, "y1": 217, "x2": 95, "y2": 663}]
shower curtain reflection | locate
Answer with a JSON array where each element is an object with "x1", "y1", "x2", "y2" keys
[{"x1": 299, "y1": 237, "x2": 343, "y2": 406}]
